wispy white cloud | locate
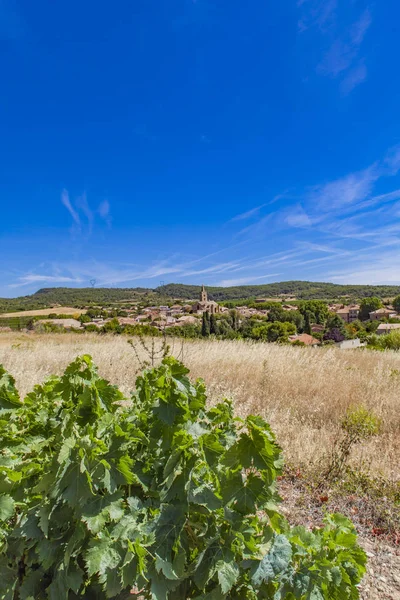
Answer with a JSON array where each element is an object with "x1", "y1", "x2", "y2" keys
[
  {"x1": 350, "y1": 8, "x2": 372, "y2": 46},
  {"x1": 228, "y1": 143, "x2": 400, "y2": 285},
  {"x1": 297, "y1": 0, "x2": 337, "y2": 33},
  {"x1": 230, "y1": 204, "x2": 266, "y2": 222},
  {"x1": 11, "y1": 254, "x2": 247, "y2": 291},
  {"x1": 340, "y1": 62, "x2": 367, "y2": 95},
  {"x1": 61, "y1": 189, "x2": 81, "y2": 227},
  {"x1": 76, "y1": 192, "x2": 94, "y2": 234},
  {"x1": 300, "y1": 2, "x2": 372, "y2": 93},
  {"x1": 285, "y1": 204, "x2": 312, "y2": 227},
  {"x1": 384, "y1": 146, "x2": 400, "y2": 175},
  {"x1": 307, "y1": 164, "x2": 378, "y2": 212},
  {"x1": 98, "y1": 199, "x2": 112, "y2": 227},
  {"x1": 326, "y1": 249, "x2": 400, "y2": 285},
  {"x1": 61, "y1": 189, "x2": 113, "y2": 234},
  {"x1": 9, "y1": 274, "x2": 84, "y2": 288},
  {"x1": 237, "y1": 213, "x2": 275, "y2": 237}
]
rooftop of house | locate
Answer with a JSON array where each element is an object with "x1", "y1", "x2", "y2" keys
[
  {"x1": 288, "y1": 333, "x2": 321, "y2": 346},
  {"x1": 336, "y1": 304, "x2": 360, "y2": 313},
  {"x1": 377, "y1": 323, "x2": 400, "y2": 330}
]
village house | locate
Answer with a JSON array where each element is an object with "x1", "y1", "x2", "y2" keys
[
  {"x1": 376, "y1": 323, "x2": 400, "y2": 335},
  {"x1": 369, "y1": 308, "x2": 398, "y2": 320},
  {"x1": 173, "y1": 315, "x2": 199, "y2": 327},
  {"x1": 335, "y1": 305, "x2": 360, "y2": 323},
  {"x1": 192, "y1": 285, "x2": 220, "y2": 315}
]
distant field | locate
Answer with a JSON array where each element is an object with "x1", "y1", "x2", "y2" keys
[
  {"x1": 0, "y1": 332, "x2": 399, "y2": 481},
  {"x1": 0, "y1": 306, "x2": 86, "y2": 318}
]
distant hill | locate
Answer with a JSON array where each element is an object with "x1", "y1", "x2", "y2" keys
[
  {"x1": 0, "y1": 287, "x2": 151, "y2": 313},
  {"x1": 156, "y1": 281, "x2": 400, "y2": 302},
  {"x1": 1, "y1": 281, "x2": 400, "y2": 314}
]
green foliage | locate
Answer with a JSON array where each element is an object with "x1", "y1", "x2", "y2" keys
[
  {"x1": 341, "y1": 406, "x2": 381, "y2": 440},
  {"x1": 165, "y1": 324, "x2": 201, "y2": 339},
  {"x1": 201, "y1": 311, "x2": 210, "y2": 337},
  {"x1": 298, "y1": 301, "x2": 329, "y2": 325},
  {"x1": 0, "y1": 356, "x2": 366, "y2": 599},
  {"x1": 251, "y1": 321, "x2": 296, "y2": 343},
  {"x1": 101, "y1": 317, "x2": 123, "y2": 334},
  {"x1": 322, "y1": 406, "x2": 381, "y2": 483},
  {"x1": 359, "y1": 297, "x2": 383, "y2": 321},
  {"x1": 210, "y1": 313, "x2": 218, "y2": 335},
  {"x1": 393, "y1": 295, "x2": 400, "y2": 313},
  {"x1": 368, "y1": 329, "x2": 400, "y2": 351},
  {"x1": 323, "y1": 314, "x2": 347, "y2": 343}
]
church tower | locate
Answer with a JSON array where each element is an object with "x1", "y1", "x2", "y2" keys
[{"x1": 200, "y1": 284, "x2": 208, "y2": 303}]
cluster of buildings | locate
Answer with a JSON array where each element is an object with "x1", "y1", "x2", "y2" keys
[
  {"x1": 331, "y1": 304, "x2": 399, "y2": 324},
  {"x1": 82, "y1": 285, "x2": 225, "y2": 331}
]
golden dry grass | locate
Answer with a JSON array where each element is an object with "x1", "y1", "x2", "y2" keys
[
  {"x1": 0, "y1": 332, "x2": 399, "y2": 481},
  {"x1": 0, "y1": 306, "x2": 86, "y2": 318}
]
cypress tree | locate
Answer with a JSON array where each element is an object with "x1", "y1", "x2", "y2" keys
[
  {"x1": 201, "y1": 311, "x2": 210, "y2": 336},
  {"x1": 210, "y1": 313, "x2": 218, "y2": 335}
]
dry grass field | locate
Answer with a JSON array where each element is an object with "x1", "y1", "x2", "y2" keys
[
  {"x1": 0, "y1": 306, "x2": 86, "y2": 318},
  {"x1": 1, "y1": 331, "x2": 400, "y2": 598},
  {"x1": 0, "y1": 331, "x2": 399, "y2": 479}
]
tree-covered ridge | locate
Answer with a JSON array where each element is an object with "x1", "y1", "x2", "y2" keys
[
  {"x1": 158, "y1": 281, "x2": 400, "y2": 301},
  {"x1": 0, "y1": 356, "x2": 366, "y2": 598},
  {"x1": 2, "y1": 280, "x2": 400, "y2": 314},
  {"x1": 0, "y1": 288, "x2": 152, "y2": 313}
]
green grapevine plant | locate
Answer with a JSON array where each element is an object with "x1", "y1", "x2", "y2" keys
[{"x1": 0, "y1": 356, "x2": 366, "y2": 599}]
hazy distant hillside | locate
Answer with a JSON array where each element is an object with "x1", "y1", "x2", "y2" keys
[
  {"x1": 0, "y1": 287, "x2": 151, "y2": 313},
  {"x1": 2, "y1": 280, "x2": 400, "y2": 314}
]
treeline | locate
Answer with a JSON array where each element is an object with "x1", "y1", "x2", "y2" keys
[
  {"x1": 156, "y1": 281, "x2": 400, "y2": 301},
  {"x1": 3, "y1": 281, "x2": 400, "y2": 315}
]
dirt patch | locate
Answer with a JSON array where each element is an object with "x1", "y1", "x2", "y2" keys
[{"x1": 279, "y1": 477, "x2": 400, "y2": 599}]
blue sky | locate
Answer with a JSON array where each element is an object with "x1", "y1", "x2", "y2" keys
[{"x1": 1, "y1": 0, "x2": 400, "y2": 297}]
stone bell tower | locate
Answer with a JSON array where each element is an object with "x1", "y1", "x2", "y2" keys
[{"x1": 200, "y1": 284, "x2": 208, "y2": 303}]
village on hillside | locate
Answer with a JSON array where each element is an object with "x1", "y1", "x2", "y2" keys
[{"x1": 1, "y1": 285, "x2": 400, "y2": 349}]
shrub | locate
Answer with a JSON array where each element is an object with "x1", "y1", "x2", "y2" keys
[
  {"x1": 322, "y1": 406, "x2": 381, "y2": 483},
  {"x1": 0, "y1": 357, "x2": 366, "y2": 598}
]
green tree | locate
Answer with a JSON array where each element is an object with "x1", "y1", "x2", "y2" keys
[
  {"x1": 298, "y1": 300, "x2": 329, "y2": 325},
  {"x1": 201, "y1": 311, "x2": 210, "y2": 337},
  {"x1": 324, "y1": 313, "x2": 347, "y2": 343},
  {"x1": 229, "y1": 309, "x2": 240, "y2": 331},
  {"x1": 251, "y1": 321, "x2": 296, "y2": 342},
  {"x1": 303, "y1": 310, "x2": 315, "y2": 335},
  {"x1": 101, "y1": 317, "x2": 122, "y2": 334},
  {"x1": 79, "y1": 313, "x2": 92, "y2": 324},
  {"x1": 267, "y1": 305, "x2": 286, "y2": 322},
  {"x1": 218, "y1": 317, "x2": 234, "y2": 337},
  {"x1": 359, "y1": 296, "x2": 383, "y2": 321},
  {"x1": 393, "y1": 295, "x2": 400, "y2": 313},
  {"x1": 210, "y1": 313, "x2": 218, "y2": 335}
]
